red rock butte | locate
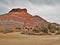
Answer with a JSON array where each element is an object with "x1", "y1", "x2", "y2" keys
[
  {"x1": 9, "y1": 8, "x2": 27, "y2": 13},
  {"x1": 0, "y1": 8, "x2": 60, "y2": 32}
]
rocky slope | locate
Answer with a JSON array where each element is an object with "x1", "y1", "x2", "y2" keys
[{"x1": 0, "y1": 8, "x2": 60, "y2": 34}]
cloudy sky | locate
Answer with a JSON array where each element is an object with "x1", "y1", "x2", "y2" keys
[{"x1": 0, "y1": 0, "x2": 60, "y2": 24}]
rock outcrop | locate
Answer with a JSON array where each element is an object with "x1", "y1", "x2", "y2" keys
[{"x1": 0, "y1": 8, "x2": 60, "y2": 34}]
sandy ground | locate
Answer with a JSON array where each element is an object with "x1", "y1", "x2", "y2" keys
[{"x1": 0, "y1": 32, "x2": 60, "y2": 45}]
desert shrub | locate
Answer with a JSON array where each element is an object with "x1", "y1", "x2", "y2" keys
[
  {"x1": 49, "y1": 30, "x2": 55, "y2": 33},
  {"x1": 21, "y1": 27, "x2": 31, "y2": 34},
  {"x1": 56, "y1": 28, "x2": 60, "y2": 31},
  {"x1": 0, "y1": 28, "x2": 13, "y2": 34},
  {"x1": 0, "y1": 29, "x2": 4, "y2": 33},
  {"x1": 25, "y1": 27, "x2": 28, "y2": 29},
  {"x1": 27, "y1": 32, "x2": 35, "y2": 35},
  {"x1": 32, "y1": 26, "x2": 48, "y2": 34},
  {"x1": 32, "y1": 29, "x2": 39, "y2": 33},
  {"x1": 30, "y1": 28, "x2": 32, "y2": 30},
  {"x1": 24, "y1": 27, "x2": 30, "y2": 31},
  {"x1": 16, "y1": 27, "x2": 21, "y2": 30},
  {"x1": 3, "y1": 28, "x2": 13, "y2": 34},
  {"x1": 21, "y1": 32, "x2": 26, "y2": 34},
  {"x1": 7, "y1": 29, "x2": 13, "y2": 33},
  {"x1": 21, "y1": 31, "x2": 35, "y2": 35},
  {"x1": 56, "y1": 32, "x2": 60, "y2": 35},
  {"x1": 32, "y1": 26, "x2": 41, "y2": 33},
  {"x1": 21, "y1": 29, "x2": 28, "y2": 34},
  {"x1": 56, "y1": 28, "x2": 60, "y2": 35},
  {"x1": 41, "y1": 27, "x2": 48, "y2": 34},
  {"x1": 48, "y1": 23, "x2": 56, "y2": 29},
  {"x1": 48, "y1": 24, "x2": 57, "y2": 33},
  {"x1": 49, "y1": 28, "x2": 60, "y2": 34},
  {"x1": 48, "y1": 24, "x2": 55, "y2": 30},
  {"x1": 32, "y1": 29, "x2": 36, "y2": 32},
  {"x1": 48, "y1": 23, "x2": 51, "y2": 29}
]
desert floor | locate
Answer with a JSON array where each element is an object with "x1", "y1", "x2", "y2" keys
[{"x1": 0, "y1": 32, "x2": 60, "y2": 45}]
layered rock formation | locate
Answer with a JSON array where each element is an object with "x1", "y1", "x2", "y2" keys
[{"x1": 0, "y1": 8, "x2": 60, "y2": 33}]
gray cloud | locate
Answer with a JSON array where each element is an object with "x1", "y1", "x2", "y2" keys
[
  {"x1": 0, "y1": 0, "x2": 60, "y2": 24},
  {"x1": 29, "y1": 0, "x2": 60, "y2": 5},
  {"x1": 29, "y1": 0, "x2": 60, "y2": 24}
]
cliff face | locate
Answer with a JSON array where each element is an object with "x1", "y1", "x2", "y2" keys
[{"x1": 0, "y1": 8, "x2": 60, "y2": 32}]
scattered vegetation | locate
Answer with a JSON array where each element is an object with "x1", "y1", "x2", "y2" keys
[
  {"x1": 56, "y1": 28, "x2": 60, "y2": 35},
  {"x1": 32, "y1": 28, "x2": 40, "y2": 33},
  {"x1": 16, "y1": 27, "x2": 21, "y2": 30},
  {"x1": 0, "y1": 28, "x2": 13, "y2": 34},
  {"x1": 21, "y1": 24, "x2": 60, "y2": 35},
  {"x1": 48, "y1": 24, "x2": 56, "y2": 33},
  {"x1": 48, "y1": 23, "x2": 60, "y2": 35},
  {"x1": 0, "y1": 24, "x2": 60, "y2": 35},
  {"x1": 41, "y1": 27, "x2": 48, "y2": 34}
]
